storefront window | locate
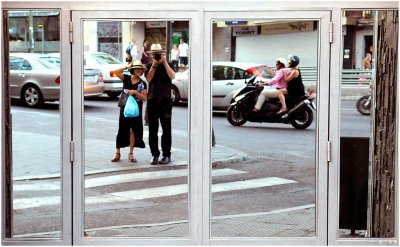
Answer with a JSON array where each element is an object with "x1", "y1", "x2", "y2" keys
[{"x1": 9, "y1": 10, "x2": 60, "y2": 53}]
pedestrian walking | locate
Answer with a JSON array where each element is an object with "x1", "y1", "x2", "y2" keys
[
  {"x1": 141, "y1": 40, "x2": 150, "y2": 64},
  {"x1": 145, "y1": 44, "x2": 176, "y2": 165},
  {"x1": 362, "y1": 53, "x2": 372, "y2": 70},
  {"x1": 126, "y1": 38, "x2": 139, "y2": 63},
  {"x1": 170, "y1": 44, "x2": 179, "y2": 72},
  {"x1": 178, "y1": 38, "x2": 189, "y2": 71}
]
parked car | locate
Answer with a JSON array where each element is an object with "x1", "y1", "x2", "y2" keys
[
  {"x1": 171, "y1": 69, "x2": 189, "y2": 105},
  {"x1": 171, "y1": 62, "x2": 273, "y2": 109},
  {"x1": 9, "y1": 53, "x2": 105, "y2": 107},
  {"x1": 82, "y1": 68, "x2": 105, "y2": 97},
  {"x1": 9, "y1": 53, "x2": 60, "y2": 107},
  {"x1": 84, "y1": 51, "x2": 126, "y2": 98},
  {"x1": 36, "y1": 53, "x2": 105, "y2": 98}
]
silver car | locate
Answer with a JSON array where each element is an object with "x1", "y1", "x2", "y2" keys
[
  {"x1": 82, "y1": 68, "x2": 105, "y2": 97},
  {"x1": 38, "y1": 54, "x2": 105, "y2": 98},
  {"x1": 9, "y1": 53, "x2": 60, "y2": 107},
  {"x1": 9, "y1": 53, "x2": 105, "y2": 107}
]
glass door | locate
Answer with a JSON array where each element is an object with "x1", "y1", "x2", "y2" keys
[
  {"x1": 2, "y1": 7, "x2": 72, "y2": 245},
  {"x1": 203, "y1": 10, "x2": 331, "y2": 245},
  {"x1": 71, "y1": 10, "x2": 203, "y2": 245}
]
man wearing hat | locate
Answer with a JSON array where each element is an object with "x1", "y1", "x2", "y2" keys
[{"x1": 145, "y1": 44, "x2": 176, "y2": 165}]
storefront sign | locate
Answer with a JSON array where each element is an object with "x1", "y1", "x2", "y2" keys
[
  {"x1": 146, "y1": 21, "x2": 166, "y2": 28},
  {"x1": 233, "y1": 26, "x2": 258, "y2": 36},
  {"x1": 261, "y1": 21, "x2": 314, "y2": 35},
  {"x1": 225, "y1": 21, "x2": 248, "y2": 25}
]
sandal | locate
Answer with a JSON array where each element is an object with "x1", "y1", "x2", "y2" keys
[
  {"x1": 111, "y1": 153, "x2": 121, "y2": 162},
  {"x1": 128, "y1": 153, "x2": 137, "y2": 163},
  {"x1": 277, "y1": 108, "x2": 287, "y2": 114}
]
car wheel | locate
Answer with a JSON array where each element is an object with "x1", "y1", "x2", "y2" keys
[
  {"x1": 171, "y1": 85, "x2": 180, "y2": 105},
  {"x1": 107, "y1": 92, "x2": 120, "y2": 99},
  {"x1": 21, "y1": 84, "x2": 44, "y2": 107}
]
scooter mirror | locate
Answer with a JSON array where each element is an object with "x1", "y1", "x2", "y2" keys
[
  {"x1": 243, "y1": 71, "x2": 252, "y2": 79},
  {"x1": 247, "y1": 74, "x2": 257, "y2": 84}
]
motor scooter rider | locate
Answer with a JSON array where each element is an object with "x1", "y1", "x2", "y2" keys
[
  {"x1": 282, "y1": 55, "x2": 305, "y2": 97},
  {"x1": 253, "y1": 58, "x2": 290, "y2": 113}
]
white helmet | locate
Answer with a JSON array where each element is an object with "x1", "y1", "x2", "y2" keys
[{"x1": 276, "y1": 57, "x2": 287, "y2": 67}]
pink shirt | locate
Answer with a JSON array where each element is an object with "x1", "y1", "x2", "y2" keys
[{"x1": 268, "y1": 68, "x2": 290, "y2": 89}]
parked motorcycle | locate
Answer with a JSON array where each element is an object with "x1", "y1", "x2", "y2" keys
[
  {"x1": 356, "y1": 95, "x2": 371, "y2": 115},
  {"x1": 226, "y1": 75, "x2": 316, "y2": 129}
]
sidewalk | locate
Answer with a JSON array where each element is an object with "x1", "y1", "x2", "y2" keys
[
  {"x1": 13, "y1": 139, "x2": 248, "y2": 181},
  {"x1": 23, "y1": 205, "x2": 315, "y2": 238},
  {"x1": 85, "y1": 205, "x2": 315, "y2": 238}
]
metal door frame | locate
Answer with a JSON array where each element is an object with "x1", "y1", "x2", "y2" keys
[
  {"x1": 70, "y1": 9, "x2": 203, "y2": 245},
  {"x1": 202, "y1": 10, "x2": 331, "y2": 245},
  {"x1": 328, "y1": 5, "x2": 399, "y2": 246},
  {"x1": 1, "y1": 2, "x2": 73, "y2": 246},
  {"x1": 2, "y1": 1, "x2": 398, "y2": 246}
]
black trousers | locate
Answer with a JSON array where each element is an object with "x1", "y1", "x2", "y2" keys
[{"x1": 147, "y1": 98, "x2": 172, "y2": 157}]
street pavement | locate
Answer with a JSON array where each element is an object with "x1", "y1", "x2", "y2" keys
[
  {"x1": 12, "y1": 125, "x2": 316, "y2": 238},
  {"x1": 12, "y1": 130, "x2": 248, "y2": 181}
]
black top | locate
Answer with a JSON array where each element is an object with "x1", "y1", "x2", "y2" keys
[
  {"x1": 123, "y1": 74, "x2": 147, "y2": 106},
  {"x1": 145, "y1": 62, "x2": 175, "y2": 100},
  {"x1": 141, "y1": 46, "x2": 150, "y2": 64},
  {"x1": 287, "y1": 69, "x2": 305, "y2": 97}
]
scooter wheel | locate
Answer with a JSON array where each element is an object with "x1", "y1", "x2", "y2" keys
[
  {"x1": 290, "y1": 106, "x2": 313, "y2": 129},
  {"x1": 227, "y1": 105, "x2": 247, "y2": 126},
  {"x1": 356, "y1": 95, "x2": 371, "y2": 115}
]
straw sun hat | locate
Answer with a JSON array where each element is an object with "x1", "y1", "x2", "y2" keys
[{"x1": 147, "y1": 43, "x2": 166, "y2": 54}]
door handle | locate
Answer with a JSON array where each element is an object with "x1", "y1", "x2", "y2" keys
[
  {"x1": 226, "y1": 82, "x2": 234, "y2": 85},
  {"x1": 18, "y1": 73, "x2": 26, "y2": 78}
]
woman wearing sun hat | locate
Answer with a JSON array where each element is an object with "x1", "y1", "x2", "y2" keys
[
  {"x1": 111, "y1": 60, "x2": 148, "y2": 163},
  {"x1": 145, "y1": 44, "x2": 176, "y2": 165}
]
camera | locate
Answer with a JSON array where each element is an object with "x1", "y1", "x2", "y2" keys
[{"x1": 154, "y1": 53, "x2": 162, "y2": 61}]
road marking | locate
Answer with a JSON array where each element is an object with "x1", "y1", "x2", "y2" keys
[
  {"x1": 13, "y1": 177, "x2": 296, "y2": 210},
  {"x1": 85, "y1": 168, "x2": 245, "y2": 188},
  {"x1": 14, "y1": 168, "x2": 245, "y2": 191}
]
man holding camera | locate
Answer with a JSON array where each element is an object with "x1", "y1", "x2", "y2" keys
[{"x1": 145, "y1": 44, "x2": 176, "y2": 165}]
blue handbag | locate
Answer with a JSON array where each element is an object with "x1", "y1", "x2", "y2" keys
[{"x1": 123, "y1": 95, "x2": 139, "y2": 117}]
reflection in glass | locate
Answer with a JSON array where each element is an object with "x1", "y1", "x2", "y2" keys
[
  {"x1": 339, "y1": 11, "x2": 374, "y2": 238},
  {"x1": 211, "y1": 20, "x2": 318, "y2": 237},
  {"x1": 8, "y1": 10, "x2": 62, "y2": 238},
  {"x1": 339, "y1": 10, "x2": 397, "y2": 239},
  {"x1": 83, "y1": 20, "x2": 190, "y2": 238}
]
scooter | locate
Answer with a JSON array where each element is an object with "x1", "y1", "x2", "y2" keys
[
  {"x1": 356, "y1": 95, "x2": 371, "y2": 115},
  {"x1": 226, "y1": 75, "x2": 317, "y2": 129}
]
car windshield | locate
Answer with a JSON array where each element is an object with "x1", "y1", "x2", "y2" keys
[
  {"x1": 91, "y1": 53, "x2": 122, "y2": 65},
  {"x1": 36, "y1": 57, "x2": 60, "y2": 69},
  {"x1": 39, "y1": 57, "x2": 61, "y2": 68},
  {"x1": 248, "y1": 65, "x2": 274, "y2": 79}
]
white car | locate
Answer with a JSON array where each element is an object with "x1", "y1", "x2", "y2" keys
[
  {"x1": 172, "y1": 62, "x2": 273, "y2": 109},
  {"x1": 84, "y1": 52, "x2": 126, "y2": 98}
]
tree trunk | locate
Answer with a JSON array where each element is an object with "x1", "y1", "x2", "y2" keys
[{"x1": 372, "y1": 10, "x2": 398, "y2": 238}]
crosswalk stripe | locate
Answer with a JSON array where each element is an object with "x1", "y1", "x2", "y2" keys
[
  {"x1": 13, "y1": 168, "x2": 245, "y2": 191},
  {"x1": 13, "y1": 177, "x2": 296, "y2": 210}
]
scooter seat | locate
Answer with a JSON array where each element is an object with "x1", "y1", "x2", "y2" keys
[{"x1": 285, "y1": 94, "x2": 306, "y2": 104}]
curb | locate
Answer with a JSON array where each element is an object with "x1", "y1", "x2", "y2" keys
[{"x1": 14, "y1": 145, "x2": 248, "y2": 181}]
